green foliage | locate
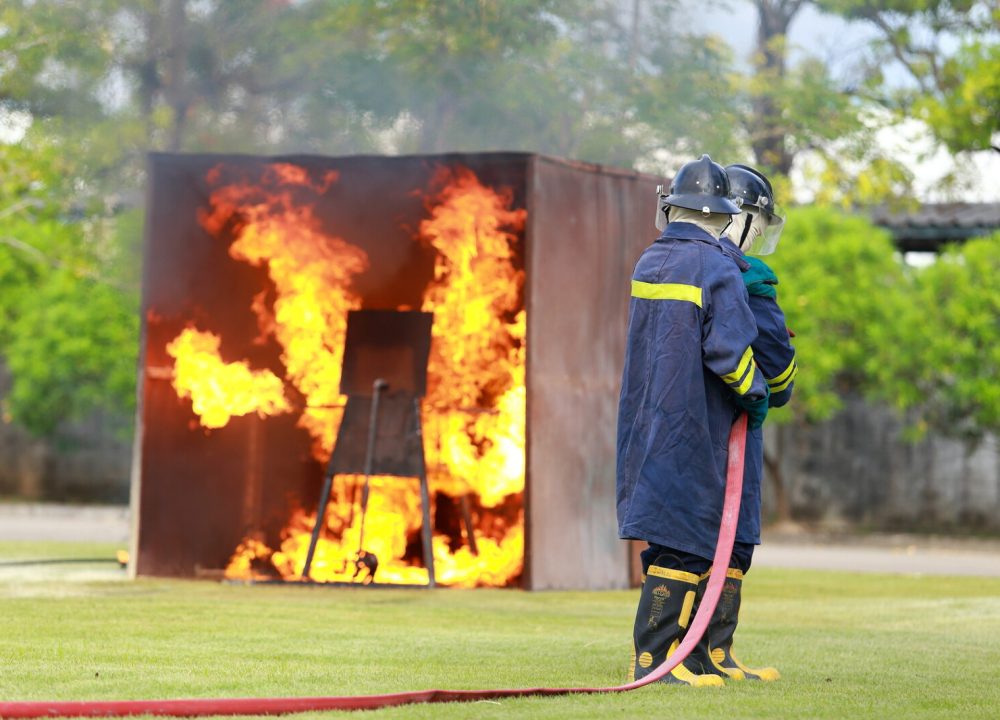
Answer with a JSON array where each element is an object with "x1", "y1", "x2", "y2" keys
[
  {"x1": 769, "y1": 212, "x2": 1000, "y2": 441},
  {"x1": 746, "y1": 50, "x2": 865, "y2": 166},
  {"x1": 632, "y1": 27, "x2": 739, "y2": 163},
  {"x1": 0, "y1": 140, "x2": 138, "y2": 437},
  {"x1": 4, "y1": 271, "x2": 138, "y2": 436},
  {"x1": 872, "y1": 232, "x2": 1000, "y2": 440},
  {"x1": 766, "y1": 206, "x2": 907, "y2": 422},
  {"x1": 1, "y1": 0, "x2": 996, "y2": 445},
  {"x1": 807, "y1": 146, "x2": 917, "y2": 209},
  {"x1": 815, "y1": 0, "x2": 1000, "y2": 153},
  {"x1": 0, "y1": 143, "x2": 83, "y2": 343},
  {"x1": 916, "y1": 40, "x2": 1000, "y2": 152},
  {"x1": 0, "y1": 0, "x2": 119, "y2": 120}
]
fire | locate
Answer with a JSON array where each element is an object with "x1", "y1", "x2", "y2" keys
[
  {"x1": 166, "y1": 327, "x2": 289, "y2": 428},
  {"x1": 418, "y1": 167, "x2": 527, "y2": 507},
  {"x1": 197, "y1": 163, "x2": 369, "y2": 454},
  {"x1": 234, "y1": 495, "x2": 525, "y2": 588},
  {"x1": 166, "y1": 161, "x2": 526, "y2": 587}
]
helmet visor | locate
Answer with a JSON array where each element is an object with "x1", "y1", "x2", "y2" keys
[
  {"x1": 655, "y1": 185, "x2": 668, "y2": 231},
  {"x1": 751, "y1": 209, "x2": 784, "y2": 256}
]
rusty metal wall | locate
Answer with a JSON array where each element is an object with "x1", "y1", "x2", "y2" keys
[
  {"x1": 524, "y1": 156, "x2": 662, "y2": 590},
  {"x1": 133, "y1": 151, "x2": 660, "y2": 588},
  {"x1": 134, "y1": 154, "x2": 321, "y2": 577},
  {"x1": 132, "y1": 152, "x2": 530, "y2": 579}
]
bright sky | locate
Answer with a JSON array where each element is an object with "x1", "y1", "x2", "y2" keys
[{"x1": 0, "y1": 108, "x2": 31, "y2": 144}]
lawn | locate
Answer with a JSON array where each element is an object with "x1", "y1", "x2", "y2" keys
[{"x1": 1, "y1": 540, "x2": 999, "y2": 719}]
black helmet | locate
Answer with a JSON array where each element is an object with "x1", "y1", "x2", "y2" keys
[
  {"x1": 725, "y1": 164, "x2": 776, "y2": 220},
  {"x1": 663, "y1": 154, "x2": 741, "y2": 215}
]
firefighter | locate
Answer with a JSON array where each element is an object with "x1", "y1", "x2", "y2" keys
[
  {"x1": 681, "y1": 163, "x2": 795, "y2": 683},
  {"x1": 618, "y1": 154, "x2": 770, "y2": 687}
]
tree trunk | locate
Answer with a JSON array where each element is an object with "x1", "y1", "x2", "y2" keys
[
  {"x1": 164, "y1": 0, "x2": 190, "y2": 152},
  {"x1": 627, "y1": 0, "x2": 642, "y2": 74},
  {"x1": 750, "y1": 0, "x2": 801, "y2": 175}
]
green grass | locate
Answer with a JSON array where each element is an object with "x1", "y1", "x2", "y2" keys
[{"x1": 1, "y1": 542, "x2": 999, "y2": 719}]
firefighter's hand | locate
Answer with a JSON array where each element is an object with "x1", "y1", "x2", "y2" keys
[{"x1": 735, "y1": 393, "x2": 769, "y2": 430}]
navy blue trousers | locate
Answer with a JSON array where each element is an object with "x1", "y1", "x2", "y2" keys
[{"x1": 640, "y1": 541, "x2": 755, "y2": 576}]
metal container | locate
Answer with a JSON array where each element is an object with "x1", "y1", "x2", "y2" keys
[{"x1": 131, "y1": 152, "x2": 660, "y2": 589}]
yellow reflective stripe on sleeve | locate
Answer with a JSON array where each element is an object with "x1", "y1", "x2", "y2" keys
[
  {"x1": 721, "y1": 346, "x2": 754, "y2": 385},
  {"x1": 769, "y1": 364, "x2": 798, "y2": 393},
  {"x1": 733, "y1": 361, "x2": 757, "y2": 396},
  {"x1": 767, "y1": 358, "x2": 796, "y2": 387},
  {"x1": 631, "y1": 280, "x2": 703, "y2": 307}
]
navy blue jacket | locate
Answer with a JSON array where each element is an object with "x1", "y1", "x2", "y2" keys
[
  {"x1": 616, "y1": 222, "x2": 769, "y2": 559},
  {"x1": 720, "y1": 239, "x2": 797, "y2": 546}
]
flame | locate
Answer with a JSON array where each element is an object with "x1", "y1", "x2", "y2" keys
[
  {"x1": 166, "y1": 327, "x2": 289, "y2": 428},
  {"x1": 230, "y1": 486, "x2": 525, "y2": 588},
  {"x1": 420, "y1": 167, "x2": 527, "y2": 508},
  {"x1": 195, "y1": 163, "x2": 369, "y2": 453},
  {"x1": 164, "y1": 162, "x2": 526, "y2": 587}
]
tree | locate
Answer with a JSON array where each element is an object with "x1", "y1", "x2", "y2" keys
[
  {"x1": 4, "y1": 270, "x2": 138, "y2": 437},
  {"x1": 762, "y1": 205, "x2": 908, "y2": 519},
  {"x1": 1, "y1": 0, "x2": 745, "y2": 440},
  {"x1": 767, "y1": 206, "x2": 907, "y2": 420},
  {"x1": 719, "y1": 0, "x2": 999, "y2": 205},
  {"x1": 700, "y1": 0, "x2": 917, "y2": 208},
  {"x1": 0, "y1": 140, "x2": 138, "y2": 436},
  {"x1": 816, "y1": 0, "x2": 1000, "y2": 153},
  {"x1": 870, "y1": 231, "x2": 1000, "y2": 443},
  {"x1": 747, "y1": 0, "x2": 803, "y2": 174}
]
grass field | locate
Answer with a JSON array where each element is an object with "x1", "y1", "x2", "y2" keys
[{"x1": 2, "y1": 541, "x2": 999, "y2": 719}]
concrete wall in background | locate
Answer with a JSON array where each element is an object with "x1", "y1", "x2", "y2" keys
[
  {"x1": 0, "y1": 364, "x2": 132, "y2": 503},
  {"x1": 765, "y1": 396, "x2": 1000, "y2": 532}
]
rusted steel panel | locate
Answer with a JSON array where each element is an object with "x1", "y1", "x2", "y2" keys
[
  {"x1": 525, "y1": 156, "x2": 662, "y2": 590},
  {"x1": 132, "y1": 150, "x2": 659, "y2": 589},
  {"x1": 133, "y1": 152, "x2": 530, "y2": 580}
]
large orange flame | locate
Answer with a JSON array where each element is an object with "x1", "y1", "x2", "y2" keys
[
  {"x1": 165, "y1": 162, "x2": 526, "y2": 587},
  {"x1": 419, "y1": 167, "x2": 527, "y2": 508},
  {"x1": 197, "y1": 163, "x2": 369, "y2": 454},
  {"x1": 167, "y1": 327, "x2": 289, "y2": 428}
]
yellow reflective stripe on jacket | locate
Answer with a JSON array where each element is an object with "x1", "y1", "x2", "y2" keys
[
  {"x1": 769, "y1": 363, "x2": 798, "y2": 393},
  {"x1": 631, "y1": 280, "x2": 702, "y2": 308},
  {"x1": 768, "y1": 358, "x2": 796, "y2": 386},
  {"x1": 721, "y1": 346, "x2": 754, "y2": 385},
  {"x1": 732, "y1": 361, "x2": 757, "y2": 396}
]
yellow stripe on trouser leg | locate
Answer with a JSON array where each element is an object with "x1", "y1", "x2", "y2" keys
[{"x1": 629, "y1": 566, "x2": 724, "y2": 687}]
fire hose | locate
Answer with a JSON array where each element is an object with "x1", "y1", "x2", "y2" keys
[{"x1": 0, "y1": 414, "x2": 747, "y2": 718}]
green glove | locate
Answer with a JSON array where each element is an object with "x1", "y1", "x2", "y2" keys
[
  {"x1": 736, "y1": 389, "x2": 770, "y2": 429},
  {"x1": 743, "y1": 256, "x2": 778, "y2": 299}
]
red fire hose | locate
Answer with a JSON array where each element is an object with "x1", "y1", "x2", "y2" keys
[{"x1": 1, "y1": 415, "x2": 748, "y2": 718}]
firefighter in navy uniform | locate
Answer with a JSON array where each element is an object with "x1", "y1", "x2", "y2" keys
[
  {"x1": 617, "y1": 155, "x2": 770, "y2": 687},
  {"x1": 681, "y1": 163, "x2": 796, "y2": 683}
]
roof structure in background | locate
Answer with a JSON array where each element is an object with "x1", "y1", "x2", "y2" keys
[{"x1": 871, "y1": 202, "x2": 1000, "y2": 252}]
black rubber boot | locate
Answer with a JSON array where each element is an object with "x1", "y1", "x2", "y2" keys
[
  {"x1": 629, "y1": 565, "x2": 725, "y2": 687},
  {"x1": 684, "y1": 569, "x2": 780, "y2": 681}
]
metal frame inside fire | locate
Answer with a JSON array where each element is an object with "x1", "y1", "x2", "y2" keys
[{"x1": 131, "y1": 151, "x2": 661, "y2": 590}]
